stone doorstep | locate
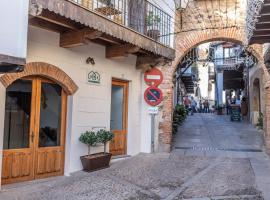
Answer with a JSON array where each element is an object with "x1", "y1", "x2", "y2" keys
[
  {"x1": 110, "y1": 154, "x2": 131, "y2": 163},
  {"x1": 181, "y1": 194, "x2": 262, "y2": 200}
]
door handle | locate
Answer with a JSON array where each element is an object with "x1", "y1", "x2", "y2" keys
[{"x1": 31, "y1": 132, "x2": 35, "y2": 143}]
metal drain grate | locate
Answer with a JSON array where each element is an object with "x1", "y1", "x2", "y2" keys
[{"x1": 174, "y1": 146, "x2": 262, "y2": 152}]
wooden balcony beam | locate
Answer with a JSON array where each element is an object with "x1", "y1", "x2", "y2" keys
[
  {"x1": 35, "y1": 9, "x2": 82, "y2": 30},
  {"x1": 60, "y1": 29, "x2": 103, "y2": 48},
  {"x1": 136, "y1": 56, "x2": 167, "y2": 70},
  {"x1": 106, "y1": 44, "x2": 140, "y2": 58},
  {"x1": 29, "y1": 17, "x2": 68, "y2": 33}
]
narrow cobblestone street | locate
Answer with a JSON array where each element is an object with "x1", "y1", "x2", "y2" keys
[{"x1": 1, "y1": 114, "x2": 270, "y2": 200}]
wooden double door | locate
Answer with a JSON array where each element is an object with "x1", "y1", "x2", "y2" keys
[
  {"x1": 109, "y1": 79, "x2": 128, "y2": 156},
  {"x1": 2, "y1": 77, "x2": 67, "y2": 184}
]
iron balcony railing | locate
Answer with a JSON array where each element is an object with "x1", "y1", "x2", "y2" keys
[{"x1": 70, "y1": 0, "x2": 172, "y2": 47}]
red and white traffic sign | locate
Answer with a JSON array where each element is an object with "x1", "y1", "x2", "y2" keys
[
  {"x1": 144, "y1": 68, "x2": 163, "y2": 87},
  {"x1": 144, "y1": 86, "x2": 163, "y2": 106}
]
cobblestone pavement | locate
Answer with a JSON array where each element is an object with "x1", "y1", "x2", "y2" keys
[{"x1": 1, "y1": 114, "x2": 270, "y2": 200}]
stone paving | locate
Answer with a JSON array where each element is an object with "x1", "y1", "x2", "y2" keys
[{"x1": 0, "y1": 114, "x2": 270, "y2": 200}]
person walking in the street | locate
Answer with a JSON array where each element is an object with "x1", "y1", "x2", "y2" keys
[
  {"x1": 241, "y1": 97, "x2": 248, "y2": 120},
  {"x1": 226, "y1": 96, "x2": 231, "y2": 115},
  {"x1": 184, "y1": 95, "x2": 191, "y2": 114},
  {"x1": 203, "y1": 99, "x2": 210, "y2": 113},
  {"x1": 190, "y1": 97, "x2": 197, "y2": 115},
  {"x1": 199, "y1": 100, "x2": 203, "y2": 113}
]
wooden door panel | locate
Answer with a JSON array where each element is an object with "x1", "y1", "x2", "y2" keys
[
  {"x1": 35, "y1": 148, "x2": 63, "y2": 178},
  {"x1": 2, "y1": 150, "x2": 33, "y2": 184},
  {"x1": 2, "y1": 154, "x2": 11, "y2": 179},
  {"x1": 34, "y1": 80, "x2": 66, "y2": 180},
  {"x1": 2, "y1": 79, "x2": 35, "y2": 185},
  {"x1": 110, "y1": 131, "x2": 126, "y2": 155},
  {"x1": 110, "y1": 79, "x2": 128, "y2": 156}
]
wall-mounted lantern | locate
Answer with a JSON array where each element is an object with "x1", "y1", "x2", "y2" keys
[
  {"x1": 86, "y1": 57, "x2": 95, "y2": 65},
  {"x1": 174, "y1": 0, "x2": 188, "y2": 11}
]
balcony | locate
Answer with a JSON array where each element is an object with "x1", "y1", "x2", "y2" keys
[
  {"x1": 71, "y1": 0, "x2": 172, "y2": 47},
  {"x1": 29, "y1": 0, "x2": 175, "y2": 67}
]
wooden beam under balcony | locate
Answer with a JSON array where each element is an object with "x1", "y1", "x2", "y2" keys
[
  {"x1": 106, "y1": 44, "x2": 140, "y2": 58},
  {"x1": 136, "y1": 56, "x2": 167, "y2": 70},
  {"x1": 29, "y1": 17, "x2": 68, "y2": 33},
  {"x1": 60, "y1": 29, "x2": 103, "y2": 47},
  {"x1": 31, "y1": 9, "x2": 83, "y2": 31}
]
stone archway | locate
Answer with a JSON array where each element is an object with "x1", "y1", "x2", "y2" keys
[
  {"x1": 0, "y1": 62, "x2": 78, "y2": 95},
  {"x1": 157, "y1": 27, "x2": 270, "y2": 152}
]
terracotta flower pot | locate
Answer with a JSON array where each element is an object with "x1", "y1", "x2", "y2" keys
[{"x1": 80, "y1": 152, "x2": 112, "y2": 172}]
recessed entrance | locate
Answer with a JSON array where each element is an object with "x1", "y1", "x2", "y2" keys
[
  {"x1": 110, "y1": 79, "x2": 128, "y2": 156},
  {"x1": 2, "y1": 77, "x2": 67, "y2": 184}
]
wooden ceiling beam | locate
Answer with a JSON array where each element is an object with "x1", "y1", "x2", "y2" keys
[
  {"x1": 136, "y1": 56, "x2": 167, "y2": 70},
  {"x1": 60, "y1": 28, "x2": 103, "y2": 48},
  {"x1": 250, "y1": 37, "x2": 270, "y2": 44},
  {"x1": 106, "y1": 44, "x2": 140, "y2": 58},
  {"x1": 35, "y1": 9, "x2": 82, "y2": 30},
  {"x1": 29, "y1": 17, "x2": 69, "y2": 33},
  {"x1": 99, "y1": 35, "x2": 122, "y2": 45}
]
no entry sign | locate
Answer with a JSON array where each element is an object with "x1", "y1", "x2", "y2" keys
[
  {"x1": 144, "y1": 86, "x2": 163, "y2": 106},
  {"x1": 144, "y1": 68, "x2": 163, "y2": 86}
]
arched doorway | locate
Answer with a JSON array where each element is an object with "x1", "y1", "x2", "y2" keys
[
  {"x1": 2, "y1": 77, "x2": 67, "y2": 184},
  {"x1": 0, "y1": 62, "x2": 78, "y2": 185}
]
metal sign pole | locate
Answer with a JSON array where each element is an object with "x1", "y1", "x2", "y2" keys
[
  {"x1": 151, "y1": 113, "x2": 155, "y2": 153},
  {"x1": 148, "y1": 107, "x2": 158, "y2": 153}
]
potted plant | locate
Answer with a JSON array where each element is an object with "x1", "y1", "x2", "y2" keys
[
  {"x1": 97, "y1": 129, "x2": 114, "y2": 153},
  {"x1": 79, "y1": 130, "x2": 114, "y2": 172},
  {"x1": 172, "y1": 104, "x2": 187, "y2": 134},
  {"x1": 146, "y1": 11, "x2": 161, "y2": 41}
]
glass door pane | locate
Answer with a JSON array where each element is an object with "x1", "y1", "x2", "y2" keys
[
  {"x1": 38, "y1": 82, "x2": 62, "y2": 147},
  {"x1": 3, "y1": 80, "x2": 32, "y2": 149},
  {"x1": 110, "y1": 85, "x2": 124, "y2": 130}
]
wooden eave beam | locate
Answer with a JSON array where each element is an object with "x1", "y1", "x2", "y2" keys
[
  {"x1": 106, "y1": 44, "x2": 140, "y2": 58},
  {"x1": 98, "y1": 34, "x2": 123, "y2": 45},
  {"x1": 136, "y1": 56, "x2": 167, "y2": 70},
  {"x1": 35, "y1": 9, "x2": 82, "y2": 30},
  {"x1": 60, "y1": 29, "x2": 103, "y2": 48},
  {"x1": 29, "y1": 17, "x2": 69, "y2": 33}
]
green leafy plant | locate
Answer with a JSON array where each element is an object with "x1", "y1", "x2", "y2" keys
[
  {"x1": 146, "y1": 11, "x2": 161, "y2": 27},
  {"x1": 172, "y1": 104, "x2": 187, "y2": 134},
  {"x1": 97, "y1": 129, "x2": 114, "y2": 154},
  {"x1": 79, "y1": 131, "x2": 98, "y2": 156},
  {"x1": 257, "y1": 112, "x2": 264, "y2": 130}
]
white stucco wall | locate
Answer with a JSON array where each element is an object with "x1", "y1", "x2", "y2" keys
[
  {"x1": 26, "y1": 26, "x2": 147, "y2": 173},
  {"x1": 0, "y1": 0, "x2": 28, "y2": 58}
]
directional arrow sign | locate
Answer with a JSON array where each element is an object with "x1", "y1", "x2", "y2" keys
[{"x1": 144, "y1": 86, "x2": 163, "y2": 106}]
